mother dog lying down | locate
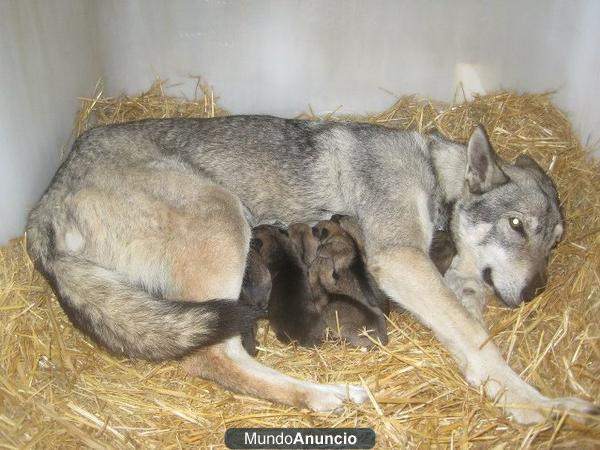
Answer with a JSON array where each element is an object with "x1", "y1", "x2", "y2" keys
[{"x1": 27, "y1": 115, "x2": 598, "y2": 424}]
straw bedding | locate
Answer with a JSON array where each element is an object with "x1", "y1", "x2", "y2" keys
[{"x1": 1, "y1": 81, "x2": 599, "y2": 449}]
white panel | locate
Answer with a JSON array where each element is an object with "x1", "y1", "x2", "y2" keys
[
  {"x1": 94, "y1": 0, "x2": 599, "y2": 149},
  {"x1": 0, "y1": 0, "x2": 101, "y2": 243}
]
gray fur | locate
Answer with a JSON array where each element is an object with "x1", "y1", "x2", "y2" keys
[{"x1": 26, "y1": 115, "x2": 597, "y2": 422}]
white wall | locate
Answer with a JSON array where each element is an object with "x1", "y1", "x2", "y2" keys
[
  {"x1": 93, "y1": 0, "x2": 600, "y2": 148},
  {"x1": 0, "y1": 0, "x2": 101, "y2": 243},
  {"x1": 1, "y1": 0, "x2": 599, "y2": 243}
]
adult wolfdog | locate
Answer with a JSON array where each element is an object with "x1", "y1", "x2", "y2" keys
[{"x1": 27, "y1": 116, "x2": 598, "y2": 423}]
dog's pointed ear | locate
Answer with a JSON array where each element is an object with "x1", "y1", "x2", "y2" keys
[{"x1": 465, "y1": 125, "x2": 508, "y2": 194}]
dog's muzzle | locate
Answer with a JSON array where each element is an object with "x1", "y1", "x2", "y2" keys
[
  {"x1": 520, "y1": 271, "x2": 547, "y2": 303},
  {"x1": 482, "y1": 267, "x2": 547, "y2": 307}
]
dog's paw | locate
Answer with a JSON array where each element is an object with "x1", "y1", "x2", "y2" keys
[
  {"x1": 339, "y1": 383, "x2": 370, "y2": 404},
  {"x1": 304, "y1": 383, "x2": 368, "y2": 412},
  {"x1": 544, "y1": 396, "x2": 600, "y2": 423},
  {"x1": 506, "y1": 406, "x2": 547, "y2": 425},
  {"x1": 504, "y1": 394, "x2": 599, "y2": 425}
]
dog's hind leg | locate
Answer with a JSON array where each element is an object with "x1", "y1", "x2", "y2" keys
[
  {"x1": 170, "y1": 186, "x2": 367, "y2": 411},
  {"x1": 370, "y1": 246, "x2": 599, "y2": 424},
  {"x1": 183, "y1": 336, "x2": 367, "y2": 411}
]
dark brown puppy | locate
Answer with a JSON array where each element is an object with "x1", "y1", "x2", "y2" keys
[
  {"x1": 252, "y1": 224, "x2": 327, "y2": 348},
  {"x1": 238, "y1": 240, "x2": 271, "y2": 356}
]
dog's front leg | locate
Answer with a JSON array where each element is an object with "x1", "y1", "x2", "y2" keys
[
  {"x1": 443, "y1": 256, "x2": 487, "y2": 327},
  {"x1": 371, "y1": 247, "x2": 598, "y2": 424}
]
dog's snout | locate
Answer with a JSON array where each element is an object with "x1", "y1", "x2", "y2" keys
[{"x1": 520, "y1": 272, "x2": 547, "y2": 303}]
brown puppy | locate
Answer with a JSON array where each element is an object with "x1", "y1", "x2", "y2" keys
[
  {"x1": 241, "y1": 221, "x2": 391, "y2": 351},
  {"x1": 291, "y1": 222, "x2": 390, "y2": 347},
  {"x1": 312, "y1": 215, "x2": 456, "y2": 346},
  {"x1": 310, "y1": 218, "x2": 390, "y2": 346}
]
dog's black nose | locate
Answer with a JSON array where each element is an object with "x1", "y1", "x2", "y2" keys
[{"x1": 520, "y1": 272, "x2": 547, "y2": 302}]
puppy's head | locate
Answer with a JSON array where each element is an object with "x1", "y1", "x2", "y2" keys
[
  {"x1": 241, "y1": 240, "x2": 272, "y2": 312},
  {"x1": 310, "y1": 219, "x2": 359, "y2": 290},
  {"x1": 252, "y1": 225, "x2": 300, "y2": 272}
]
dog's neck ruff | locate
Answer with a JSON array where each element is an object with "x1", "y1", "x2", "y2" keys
[{"x1": 429, "y1": 136, "x2": 469, "y2": 205}]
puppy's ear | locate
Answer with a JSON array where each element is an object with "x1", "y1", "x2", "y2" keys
[
  {"x1": 312, "y1": 225, "x2": 329, "y2": 240},
  {"x1": 465, "y1": 125, "x2": 508, "y2": 194},
  {"x1": 250, "y1": 238, "x2": 263, "y2": 252}
]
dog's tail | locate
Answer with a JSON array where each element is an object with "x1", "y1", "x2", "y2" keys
[{"x1": 26, "y1": 222, "x2": 258, "y2": 361}]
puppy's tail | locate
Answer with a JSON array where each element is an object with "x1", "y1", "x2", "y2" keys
[{"x1": 27, "y1": 220, "x2": 257, "y2": 360}]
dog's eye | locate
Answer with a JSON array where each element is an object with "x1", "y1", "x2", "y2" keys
[
  {"x1": 332, "y1": 271, "x2": 339, "y2": 281},
  {"x1": 508, "y1": 217, "x2": 525, "y2": 235}
]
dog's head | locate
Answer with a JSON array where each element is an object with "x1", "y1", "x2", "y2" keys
[{"x1": 453, "y1": 126, "x2": 563, "y2": 307}]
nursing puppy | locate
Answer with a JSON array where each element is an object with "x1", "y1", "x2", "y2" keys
[
  {"x1": 289, "y1": 221, "x2": 390, "y2": 347},
  {"x1": 238, "y1": 240, "x2": 271, "y2": 356},
  {"x1": 309, "y1": 219, "x2": 390, "y2": 345},
  {"x1": 247, "y1": 224, "x2": 326, "y2": 349},
  {"x1": 242, "y1": 223, "x2": 389, "y2": 351}
]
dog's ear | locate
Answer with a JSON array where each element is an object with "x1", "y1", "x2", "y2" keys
[
  {"x1": 465, "y1": 125, "x2": 508, "y2": 194},
  {"x1": 514, "y1": 154, "x2": 546, "y2": 177},
  {"x1": 514, "y1": 154, "x2": 539, "y2": 170}
]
